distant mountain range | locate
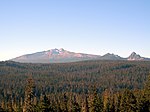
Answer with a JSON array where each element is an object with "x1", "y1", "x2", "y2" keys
[{"x1": 11, "y1": 48, "x2": 150, "y2": 63}]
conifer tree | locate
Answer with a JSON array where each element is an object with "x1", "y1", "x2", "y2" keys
[
  {"x1": 61, "y1": 93, "x2": 68, "y2": 112},
  {"x1": 120, "y1": 89, "x2": 137, "y2": 112},
  {"x1": 23, "y1": 76, "x2": 35, "y2": 112},
  {"x1": 70, "y1": 95, "x2": 80, "y2": 112},
  {"x1": 109, "y1": 96, "x2": 115, "y2": 112},
  {"x1": 55, "y1": 98, "x2": 62, "y2": 112},
  {"x1": 114, "y1": 93, "x2": 121, "y2": 112},
  {"x1": 38, "y1": 94, "x2": 51, "y2": 112},
  {"x1": 82, "y1": 95, "x2": 89, "y2": 112},
  {"x1": 144, "y1": 74, "x2": 150, "y2": 103},
  {"x1": 89, "y1": 89, "x2": 103, "y2": 112},
  {"x1": 7, "y1": 101, "x2": 14, "y2": 112},
  {"x1": 103, "y1": 89, "x2": 111, "y2": 112},
  {"x1": 138, "y1": 74, "x2": 150, "y2": 112}
]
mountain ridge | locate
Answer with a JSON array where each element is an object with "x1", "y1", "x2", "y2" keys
[{"x1": 11, "y1": 48, "x2": 150, "y2": 63}]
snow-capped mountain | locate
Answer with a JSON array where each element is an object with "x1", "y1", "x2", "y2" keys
[
  {"x1": 11, "y1": 48, "x2": 100, "y2": 63},
  {"x1": 10, "y1": 49, "x2": 150, "y2": 63}
]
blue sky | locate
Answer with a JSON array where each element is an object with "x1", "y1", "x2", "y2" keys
[{"x1": 0, "y1": 0, "x2": 150, "y2": 61}]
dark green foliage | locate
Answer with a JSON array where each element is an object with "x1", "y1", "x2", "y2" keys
[
  {"x1": 37, "y1": 93, "x2": 56, "y2": 112},
  {"x1": 138, "y1": 95, "x2": 150, "y2": 112},
  {"x1": 23, "y1": 76, "x2": 35, "y2": 112},
  {"x1": 120, "y1": 89, "x2": 137, "y2": 112},
  {"x1": 82, "y1": 96, "x2": 89, "y2": 112},
  {"x1": 138, "y1": 74, "x2": 150, "y2": 112},
  {"x1": 0, "y1": 61, "x2": 150, "y2": 111},
  {"x1": 62, "y1": 93, "x2": 68, "y2": 112},
  {"x1": 7, "y1": 101, "x2": 14, "y2": 112},
  {"x1": 70, "y1": 95, "x2": 81, "y2": 112},
  {"x1": 0, "y1": 60, "x2": 150, "y2": 99},
  {"x1": 89, "y1": 91, "x2": 103, "y2": 112},
  {"x1": 144, "y1": 75, "x2": 150, "y2": 101}
]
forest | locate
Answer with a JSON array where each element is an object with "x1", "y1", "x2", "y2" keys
[{"x1": 0, "y1": 60, "x2": 150, "y2": 112}]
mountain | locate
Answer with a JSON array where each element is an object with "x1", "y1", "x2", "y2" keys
[
  {"x1": 11, "y1": 49, "x2": 150, "y2": 63},
  {"x1": 127, "y1": 52, "x2": 145, "y2": 61},
  {"x1": 11, "y1": 48, "x2": 100, "y2": 63},
  {"x1": 100, "y1": 53, "x2": 123, "y2": 60}
]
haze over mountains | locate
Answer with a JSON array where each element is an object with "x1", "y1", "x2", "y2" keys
[{"x1": 11, "y1": 48, "x2": 150, "y2": 63}]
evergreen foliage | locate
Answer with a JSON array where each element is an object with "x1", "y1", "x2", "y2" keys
[
  {"x1": 120, "y1": 89, "x2": 137, "y2": 112},
  {"x1": 23, "y1": 76, "x2": 35, "y2": 112},
  {"x1": 0, "y1": 61, "x2": 150, "y2": 111}
]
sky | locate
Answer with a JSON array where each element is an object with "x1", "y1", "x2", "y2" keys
[{"x1": 0, "y1": 0, "x2": 150, "y2": 61}]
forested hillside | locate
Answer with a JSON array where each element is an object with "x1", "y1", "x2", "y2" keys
[{"x1": 0, "y1": 60, "x2": 150, "y2": 111}]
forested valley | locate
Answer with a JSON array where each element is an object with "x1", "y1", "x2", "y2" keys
[{"x1": 0, "y1": 60, "x2": 150, "y2": 112}]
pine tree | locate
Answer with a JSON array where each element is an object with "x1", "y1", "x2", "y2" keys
[
  {"x1": 144, "y1": 74, "x2": 150, "y2": 110},
  {"x1": 114, "y1": 93, "x2": 121, "y2": 112},
  {"x1": 70, "y1": 95, "x2": 80, "y2": 112},
  {"x1": 61, "y1": 93, "x2": 68, "y2": 112},
  {"x1": 89, "y1": 89, "x2": 103, "y2": 112},
  {"x1": 109, "y1": 96, "x2": 115, "y2": 112},
  {"x1": 38, "y1": 94, "x2": 51, "y2": 112},
  {"x1": 23, "y1": 76, "x2": 35, "y2": 112},
  {"x1": 103, "y1": 89, "x2": 111, "y2": 112},
  {"x1": 138, "y1": 74, "x2": 150, "y2": 112},
  {"x1": 82, "y1": 95, "x2": 89, "y2": 112},
  {"x1": 120, "y1": 89, "x2": 137, "y2": 112},
  {"x1": 55, "y1": 98, "x2": 62, "y2": 112},
  {"x1": 7, "y1": 101, "x2": 14, "y2": 112}
]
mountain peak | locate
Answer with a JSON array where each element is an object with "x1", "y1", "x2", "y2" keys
[
  {"x1": 101, "y1": 53, "x2": 122, "y2": 60},
  {"x1": 46, "y1": 48, "x2": 66, "y2": 55},
  {"x1": 128, "y1": 52, "x2": 143, "y2": 61},
  {"x1": 131, "y1": 52, "x2": 137, "y2": 56}
]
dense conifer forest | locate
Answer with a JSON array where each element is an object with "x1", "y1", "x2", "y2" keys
[{"x1": 0, "y1": 60, "x2": 150, "y2": 112}]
